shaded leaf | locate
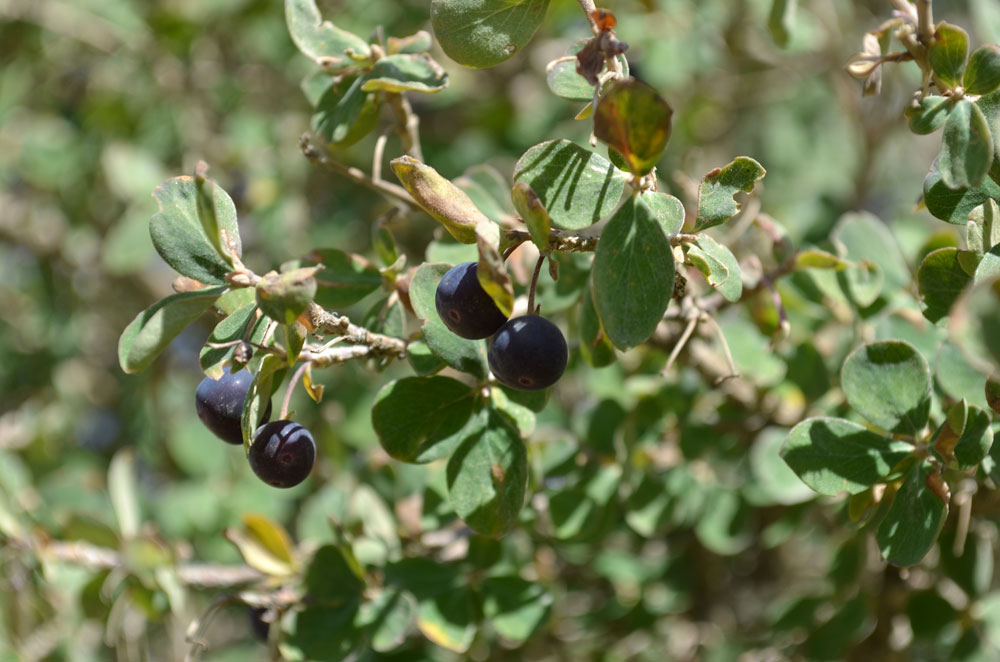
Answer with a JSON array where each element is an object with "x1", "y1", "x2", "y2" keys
[
  {"x1": 371, "y1": 376, "x2": 478, "y2": 463},
  {"x1": 841, "y1": 340, "x2": 932, "y2": 435},
  {"x1": 940, "y1": 99, "x2": 994, "y2": 189},
  {"x1": 513, "y1": 139, "x2": 628, "y2": 230},
  {"x1": 923, "y1": 158, "x2": 1000, "y2": 224},
  {"x1": 593, "y1": 193, "x2": 675, "y2": 348},
  {"x1": 780, "y1": 417, "x2": 913, "y2": 496},
  {"x1": 118, "y1": 286, "x2": 226, "y2": 374},
  {"x1": 149, "y1": 177, "x2": 241, "y2": 284},
  {"x1": 362, "y1": 54, "x2": 448, "y2": 93},
  {"x1": 481, "y1": 577, "x2": 552, "y2": 642},
  {"x1": 905, "y1": 95, "x2": 952, "y2": 135},
  {"x1": 446, "y1": 408, "x2": 527, "y2": 537},
  {"x1": 919, "y1": 247, "x2": 973, "y2": 323},
  {"x1": 511, "y1": 181, "x2": 551, "y2": 253},
  {"x1": 929, "y1": 21, "x2": 970, "y2": 89},
  {"x1": 476, "y1": 220, "x2": 514, "y2": 316},
  {"x1": 306, "y1": 248, "x2": 382, "y2": 309},
  {"x1": 313, "y1": 74, "x2": 381, "y2": 146},
  {"x1": 965, "y1": 45, "x2": 1000, "y2": 95},
  {"x1": 686, "y1": 235, "x2": 742, "y2": 302},
  {"x1": 876, "y1": 460, "x2": 948, "y2": 566}
]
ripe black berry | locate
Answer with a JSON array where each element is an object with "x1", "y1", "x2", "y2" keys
[
  {"x1": 249, "y1": 420, "x2": 316, "y2": 488},
  {"x1": 195, "y1": 367, "x2": 272, "y2": 445},
  {"x1": 487, "y1": 315, "x2": 568, "y2": 391},
  {"x1": 247, "y1": 606, "x2": 269, "y2": 643},
  {"x1": 435, "y1": 261, "x2": 507, "y2": 339}
]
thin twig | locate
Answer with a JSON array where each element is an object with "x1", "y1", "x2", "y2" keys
[
  {"x1": 527, "y1": 254, "x2": 546, "y2": 315},
  {"x1": 372, "y1": 133, "x2": 389, "y2": 184},
  {"x1": 300, "y1": 344, "x2": 376, "y2": 368},
  {"x1": 299, "y1": 134, "x2": 414, "y2": 207},
  {"x1": 701, "y1": 313, "x2": 739, "y2": 384},
  {"x1": 576, "y1": 0, "x2": 599, "y2": 33},
  {"x1": 661, "y1": 314, "x2": 699, "y2": 376},
  {"x1": 504, "y1": 229, "x2": 599, "y2": 253},
  {"x1": 306, "y1": 304, "x2": 408, "y2": 358},
  {"x1": 38, "y1": 540, "x2": 264, "y2": 586},
  {"x1": 916, "y1": 0, "x2": 934, "y2": 47},
  {"x1": 280, "y1": 362, "x2": 310, "y2": 420}
]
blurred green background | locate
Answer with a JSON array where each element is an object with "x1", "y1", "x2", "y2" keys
[{"x1": 3, "y1": 0, "x2": 1000, "y2": 660}]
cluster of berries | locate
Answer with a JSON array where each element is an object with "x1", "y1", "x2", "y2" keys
[
  {"x1": 195, "y1": 368, "x2": 314, "y2": 488},
  {"x1": 435, "y1": 262, "x2": 568, "y2": 390}
]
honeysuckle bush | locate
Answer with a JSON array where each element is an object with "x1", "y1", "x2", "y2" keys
[{"x1": 7, "y1": 0, "x2": 1000, "y2": 660}]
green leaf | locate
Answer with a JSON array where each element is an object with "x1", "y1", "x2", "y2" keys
[
  {"x1": 194, "y1": 162, "x2": 239, "y2": 262},
  {"x1": 108, "y1": 449, "x2": 140, "y2": 539},
  {"x1": 640, "y1": 190, "x2": 685, "y2": 237},
  {"x1": 978, "y1": 89, "x2": 1000, "y2": 162},
  {"x1": 285, "y1": 0, "x2": 370, "y2": 68},
  {"x1": 876, "y1": 460, "x2": 948, "y2": 566},
  {"x1": 975, "y1": 243, "x2": 1000, "y2": 282},
  {"x1": 548, "y1": 465, "x2": 621, "y2": 540},
  {"x1": 694, "y1": 157, "x2": 766, "y2": 232},
  {"x1": 481, "y1": 577, "x2": 552, "y2": 642},
  {"x1": 305, "y1": 248, "x2": 382, "y2": 309},
  {"x1": 694, "y1": 489, "x2": 753, "y2": 556},
  {"x1": 446, "y1": 408, "x2": 527, "y2": 537},
  {"x1": 513, "y1": 139, "x2": 629, "y2": 230},
  {"x1": 950, "y1": 275, "x2": 1000, "y2": 374},
  {"x1": 748, "y1": 427, "x2": 815, "y2": 506},
  {"x1": 430, "y1": 0, "x2": 550, "y2": 69},
  {"x1": 841, "y1": 340, "x2": 932, "y2": 435},
  {"x1": 305, "y1": 545, "x2": 365, "y2": 603},
  {"x1": 905, "y1": 95, "x2": 952, "y2": 135},
  {"x1": 953, "y1": 405, "x2": 993, "y2": 468},
  {"x1": 940, "y1": 99, "x2": 995, "y2": 189},
  {"x1": 929, "y1": 22, "x2": 969, "y2": 89},
  {"x1": 199, "y1": 304, "x2": 268, "y2": 378},
  {"x1": 118, "y1": 286, "x2": 226, "y2": 374},
  {"x1": 416, "y1": 586, "x2": 477, "y2": 652},
  {"x1": 409, "y1": 263, "x2": 489, "y2": 378},
  {"x1": 780, "y1": 417, "x2": 913, "y2": 496},
  {"x1": 454, "y1": 165, "x2": 515, "y2": 224},
  {"x1": 965, "y1": 45, "x2": 1000, "y2": 95},
  {"x1": 387, "y1": 30, "x2": 433, "y2": 55},
  {"x1": 923, "y1": 159, "x2": 1000, "y2": 224},
  {"x1": 936, "y1": 341, "x2": 989, "y2": 410},
  {"x1": 313, "y1": 74, "x2": 381, "y2": 146},
  {"x1": 768, "y1": 0, "x2": 797, "y2": 48},
  {"x1": 280, "y1": 603, "x2": 362, "y2": 662},
  {"x1": 149, "y1": 177, "x2": 241, "y2": 284},
  {"x1": 371, "y1": 376, "x2": 478, "y2": 463},
  {"x1": 362, "y1": 54, "x2": 449, "y2": 93},
  {"x1": 545, "y1": 57, "x2": 596, "y2": 101},
  {"x1": 918, "y1": 247, "x2": 973, "y2": 323},
  {"x1": 510, "y1": 181, "x2": 551, "y2": 253},
  {"x1": 686, "y1": 235, "x2": 742, "y2": 302},
  {"x1": 593, "y1": 78, "x2": 673, "y2": 177},
  {"x1": 578, "y1": 283, "x2": 616, "y2": 368},
  {"x1": 357, "y1": 588, "x2": 416, "y2": 652},
  {"x1": 391, "y1": 156, "x2": 488, "y2": 243},
  {"x1": 593, "y1": 193, "x2": 675, "y2": 349}
]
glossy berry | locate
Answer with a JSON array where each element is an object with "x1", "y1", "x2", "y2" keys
[
  {"x1": 487, "y1": 315, "x2": 568, "y2": 391},
  {"x1": 435, "y1": 261, "x2": 507, "y2": 339},
  {"x1": 195, "y1": 367, "x2": 272, "y2": 445},
  {"x1": 249, "y1": 420, "x2": 316, "y2": 488}
]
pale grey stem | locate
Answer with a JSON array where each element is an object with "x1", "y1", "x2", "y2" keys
[
  {"x1": 661, "y1": 314, "x2": 699, "y2": 376},
  {"x1": 306, "y1": 304, "x2": 408, "y2": 358},
  {"x1": 387, "y1": 93, "x2": 424, "y2": 162},
  {"x1": 916, "y1": 0, "x2": 934, "y2": 46},
  {"x1": 299, "y1": 134, "x2": 414, "y2": 207}
]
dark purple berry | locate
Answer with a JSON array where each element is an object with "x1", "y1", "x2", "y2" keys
[
  {"x1": 249, "y1": 420, "x2": 316, "y2": 488},
  {"x1": 247, "y1": 606, "x2": 270, "y2": 643},
  {"x1": 487, "y1": 315, "x2": 568, "y2": 391},
  {"x1": 195, "y1": 367, "x2": 272, "y2": 445},
  {"x1": 435, "y1": 262, "x2": 507, "y2": 339}
]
